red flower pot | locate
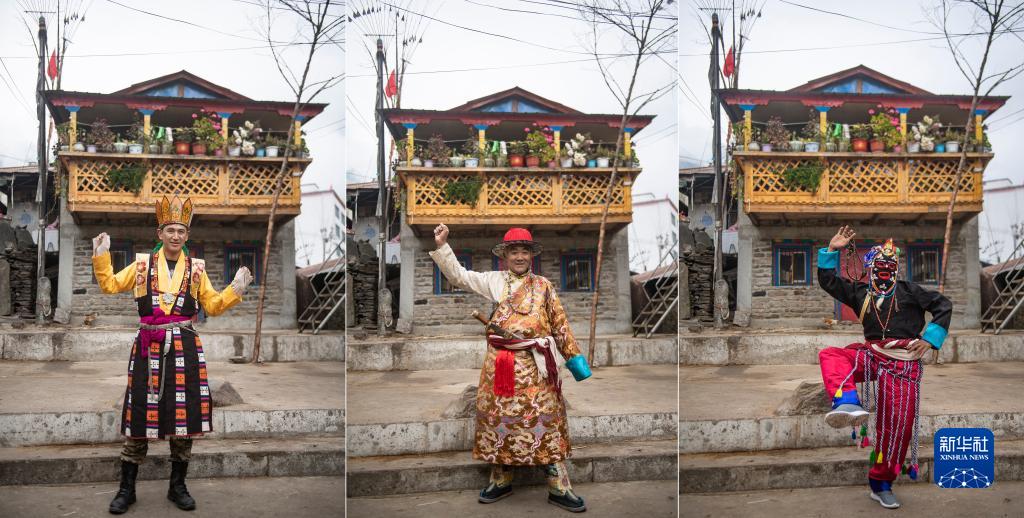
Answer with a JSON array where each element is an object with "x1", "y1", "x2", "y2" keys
[
  {"x1": 547, "y1": 160, "x2": 557, "y2": 169},
  {"x1": 509, "y1": 154, "x2": 525, "y2": 167},
  {"x1": 191, "y1": 143, "x2": 208, "y2": 155},
  {"x1": 213, "y1": 148, "x2": 225, "y2": 157},
  {"x1": 851, "y1": 138, "x2": 868, "y2": 152},
  {"x1": 891, "y1": 144, "x2": 903, "y2": 153},
  {"x1": 869, "y1": 139, "x2": 885, "y2": 153},
  {"x1": 525, "y1": 155, "x2": 541, "y2": 167},
  {"x1": 174, "y1": 141, "x2": 191, "y2": 155}
]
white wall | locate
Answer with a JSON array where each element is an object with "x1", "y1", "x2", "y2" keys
[
  {"x1": 980, "y1": 184, "x2": 1024, "y2": 264},
  {"x1": 295, "y1": 189, "x2": 345, "y2": 268},
  {"x1": 628, "y1": 195, "x2": 678, "y2": 272}
]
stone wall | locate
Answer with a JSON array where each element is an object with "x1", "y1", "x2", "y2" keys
[
  {"x1": 64, "y1": 219, "x2": 296, "y2": 329},
  {"x1": 737, "y1": 216, "x2": 980, "y2": 329},
  {"x1": 400, "y1": 226, "x2": 632, "y2": 336}
]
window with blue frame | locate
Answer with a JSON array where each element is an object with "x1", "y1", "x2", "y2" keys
[
  {"x1": 773, "y1": 244, "x2": 812, "y2": 286},
  {"x1": 492, "y1": 255, "x2": 542, "y2": 274},
  {"x1": 109, "y1": 240, "x2": 134, "y2": 272},
  {"x1": 225, "y1": 243, "x2": 262, "y2": 286},
  {"x1": 908, "y1": 245, "x2": 942, "y2": 284},
  {"x1": 560, "y1": 252, "x2": 595, "y2": 292},
  {"x1": 435, "y1": 253, "x2": 471, "y2": 294}
]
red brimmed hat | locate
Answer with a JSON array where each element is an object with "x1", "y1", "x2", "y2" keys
[{"x1": 492, "y1": 227, "x2": 542, "y2": 256}]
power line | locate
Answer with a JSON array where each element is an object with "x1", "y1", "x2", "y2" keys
[{"x1": 374, "y1": 0, "x2": 674, "y2": 58}]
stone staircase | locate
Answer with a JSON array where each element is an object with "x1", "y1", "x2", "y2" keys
[
  {"x1": 0, "y1": 328, "x2": 345, "y2": 490},
  {"x1": 679, "y1": 330, "x2": 1024, "y2": 512},
  {"x1": 346, "y1": 334, "x2": 678, "y2": 512}
]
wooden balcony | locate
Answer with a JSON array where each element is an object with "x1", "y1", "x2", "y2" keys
[
  {"x1": 60, "y1": 152, "x2": 310, "y2": 222},
  {"x1": 396, "y1": 166, "x2": 639, "y2": 230},
  {"x1": 734, "y1": 152, "x2": 990, "y2": 223}
]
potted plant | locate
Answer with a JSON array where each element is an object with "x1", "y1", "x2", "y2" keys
[
  {"x1": 507, "y1": 141, "x2": 528, "y2": 168},
  {"x1": 127, "y1": 117, "x2": 145, "y2": 154},
  {"x1": 564, "y1": 133, "x2": 591, "y2": 167},
  {"x1": 595, "y1": 147, "x2": 611, "y2": 168},
  {"x1": 944, "y1": 129, "x2": 961, "y2": 153},
  {"x1": 232, "y1": 121, "x2": 262, "y2": 156},
  {"x1": 763, "y1": 117, "x2": 788, "y2": 152},
  {"x1": 524, "y1": 128, "x2": 552, "y2": 167},
  {"x1": 787, "y1": 131, "x2": 804, "y2": 152},
  {"x1": 746, "y1": 126, "x2": 762, "y2": 151},
  {"x1": 850, "y1": 124, "x2": 871, "y2": 152},
  {"x1": 481, "y1": 140, "x2": 498, "y2": 167},
  {"x1": 173, "y1": 127, "x2": 193, "y2": 155},
  {"x1": 800, "y1": 112, "x2": 820, "y2": 152},
  {"x1": 90, "y1": 119, "x2": 116, "y2": 153},
  {"x1": 461, "y1": 135, "x2": 480, "y2": 167},
  {"x1": 425, "y1": 134, "x2": 450, "y2": 167},
  {"x1": 264, "y1": 135, "x2": 282, "y2": 157}
]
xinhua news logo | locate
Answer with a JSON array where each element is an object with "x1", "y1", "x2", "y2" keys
[{"x1": 933, "y1": 428, "x2": 994, "y2": 488}]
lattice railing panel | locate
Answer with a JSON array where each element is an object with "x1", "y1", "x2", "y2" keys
[
  {"x1": 908, "y1": 159, "x2": 975, "y2": 195},
  {"x1": 828, "y1": 159, "x2": 899, "y2": 199},
  {"x1": 411, "y1": 173, "x2": 480, "y2": 210},
  {"x1": 151, "y1": 161, "x2": 220, "y2": 198},
  {"x1": 72, "y1": 159, "x2": 139, "y2": 195},
  {"x1": 229, "y1": 162, "x2": 296, "y2": 199},
  {"x1": 561, "y1": 174, "x2": 626, "y2": 210},
  {"x1": 744, "y1": 157, "x2": 820, "y2": 197},
  {"x1": 487, "y1": 174, "x2": 553, "y2": 209}
]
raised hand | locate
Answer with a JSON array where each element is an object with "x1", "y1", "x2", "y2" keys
[
  {"x1": 828, "y1": 225, "x2": 856, "y2": 252},
  {"x1": 433, "y1": 223, "x2": 449, "y2": 248},
  {"x1": 231, "y1": 266, "x2": 253, "y2": 295},
  {"x1": 92, "y1": 232, "x2": 111, "y2": 257}
]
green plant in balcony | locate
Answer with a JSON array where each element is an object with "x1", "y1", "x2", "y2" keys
[
  {"x1": 763, "y1": 117, "x2": 789, "y2": 150},
  {"x1": 525, "y1": 131, "x2": 555, "y2": 161},
  {"x1": 442, "y1": 176, "x2": 483, "y2": 205},
  {"x1": 105, "y1": 163, "x2": 147, "y2": 194},
  {"x1": 850, "y1": 124, "x2": 872, "y2": 141},
  {"x1": 507, "y1": 141, "x2": 529, "y2": 156},
  {"x1": 800, "y1": 110, "x2": 821, "y2": 142},
  {"x1": 781, "y1": 162, "x2": 824, "y2": 192},
  {"x1": 425, "y1": 134, "x2": 451, "y2": 165},
  {"x1": 88, "y1": 119, "x2": 116, "y2": 151}
]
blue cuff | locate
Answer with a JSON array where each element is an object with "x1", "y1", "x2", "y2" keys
[
  {"x1": 818, "y1": 248, "x2": 839, "y2": 269},
  {"x1": 832, "y1": 388, "x2": 861, "y2": 409},
  {"x1": 565, "y1": 354, "x2": 591, "y2": 382},
  {"x1": 921, "y1": 322, "x2": 948, "y2": 350}
]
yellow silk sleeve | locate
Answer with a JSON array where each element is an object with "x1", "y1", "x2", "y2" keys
[
  {"x1": 92, "y1": 252, "x2": 136, "y2": 294},
  {"x1": 197, "y1": 270, "x2": 242, "y2": 316}
]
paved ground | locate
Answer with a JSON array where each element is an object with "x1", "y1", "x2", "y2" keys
[
  {"x1": 680, "y1": 362, "x2": 1023, "y2": 421},
  {"x1": 348, "y1": 480, "x2": 677, "y2": 517},
  {"x1": 680, "y1": 481, "x2": 1024, "y2": 517},
  {"x1": 348, "y1": 364, "x2": 677, "y2": 424},
  {"x1": 0, "y1": 361, "x2": 344, "y2": 414},
  {"x1": 0, "y1": 476, "x2": 345, "y2": 518}
]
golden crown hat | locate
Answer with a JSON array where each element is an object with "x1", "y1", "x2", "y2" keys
[{"x1": 156, "y1": 195, "x2": 194, "y2": 228}]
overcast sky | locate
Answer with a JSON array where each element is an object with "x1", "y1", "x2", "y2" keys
[
  {"x1": 0, "y1": 0, "x2": 344, "y2": 198},
  {"x1": 680, "y1": 0, "x2": 1024, "y2": 259},
  {"x1": 345, "y1": 0, "x2": 678, "y2": 202}
]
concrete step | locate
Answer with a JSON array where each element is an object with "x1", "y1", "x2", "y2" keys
[
  {"x1": 347, "y1": 365, "x2": 677, "y2": 457},
  {"x1": 679, "y1": 481, "x2": 1024, "y2": 516},
  {"x1": 347, "y1": 334, "x2": 676, "y2": 371},
  {"x1": 680, "y1": 330, "x2": 1024, "y2": 365},
  {"x1": 0, "y1": 328, "x2": 344, "y2": 362},
  {"x1": 0, "y1": 476, "x2": 345, "y2": 516},
  {"x1": 679, "y1": 439, "x2": 1024, "y2": 493},
  {"x1": 347, "y1": 480, "x2": 678, "y2": 517},
  {"x1": 347, "y1": 439, "x2": 676, "y2": 497},
  {"x1": 0, "y1": 361, "x2": 345, "y2": 447},
  {"x1": 0, "y1": 437, "x2": 345, "y2": 485},
  {"x1": 680, "y1": 362, "x2": 1024, "y2": 453}
]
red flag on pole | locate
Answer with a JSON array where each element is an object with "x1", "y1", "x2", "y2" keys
[
  {"x1": 385, "y1": 70, "x2": 397, "y2": 97},
  {"x1": 47, "y1": 50, "x2": 58, "y2": 80},
  {"x1": 723, "y1": 46, "x2": 735, "y2": 77}
]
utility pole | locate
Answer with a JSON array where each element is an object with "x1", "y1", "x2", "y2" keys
[
  {"x1": 375, "y1": 37, "x2": 387, "y2": 337},
  {"x1": 710, "y1": 13, "x2": 726, "y2": 329},
  {"x1": 35, "y1": 16, "x2": 48, "y2": 324}
]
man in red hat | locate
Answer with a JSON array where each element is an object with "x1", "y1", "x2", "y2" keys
[{"x1": 430, "y1": 223, "x2": 592, "y2": 512}]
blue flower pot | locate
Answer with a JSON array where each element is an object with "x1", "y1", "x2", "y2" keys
[
  {"x1": 935, "y1": 143, "x2": 946, "y2": 153},
  {"x1": 587, "y1": 159, "x2": 597, "y2": 168},
  {"x1": 256, "y1": 148, "x2": 266, "y2": 157}
]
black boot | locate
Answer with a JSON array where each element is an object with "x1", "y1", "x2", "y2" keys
[
  {"x1": 167, "y1": 461, "x2": 196, "y2": 511},
  {"x1": 108, "y1": 461, "x2": 139, "y2": 514}
]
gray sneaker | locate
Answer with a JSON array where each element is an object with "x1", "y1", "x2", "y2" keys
[
  {"x1": 870, "y1": 490, "x2": 901, "y2": 509},
  {"x1": 825, "y1": 404, "x2": 869, "y2": 429}
]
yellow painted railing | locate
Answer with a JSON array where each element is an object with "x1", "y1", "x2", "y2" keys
[
  {"x1": 397, "y1": 167, "x2": 639, "y2": 226},
  {"x1": 734, "y1": 152, "x2": 988, "y2": 214},
  {"x1": 60, "y1": 152, "x2": 309, "y2": 217}
]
